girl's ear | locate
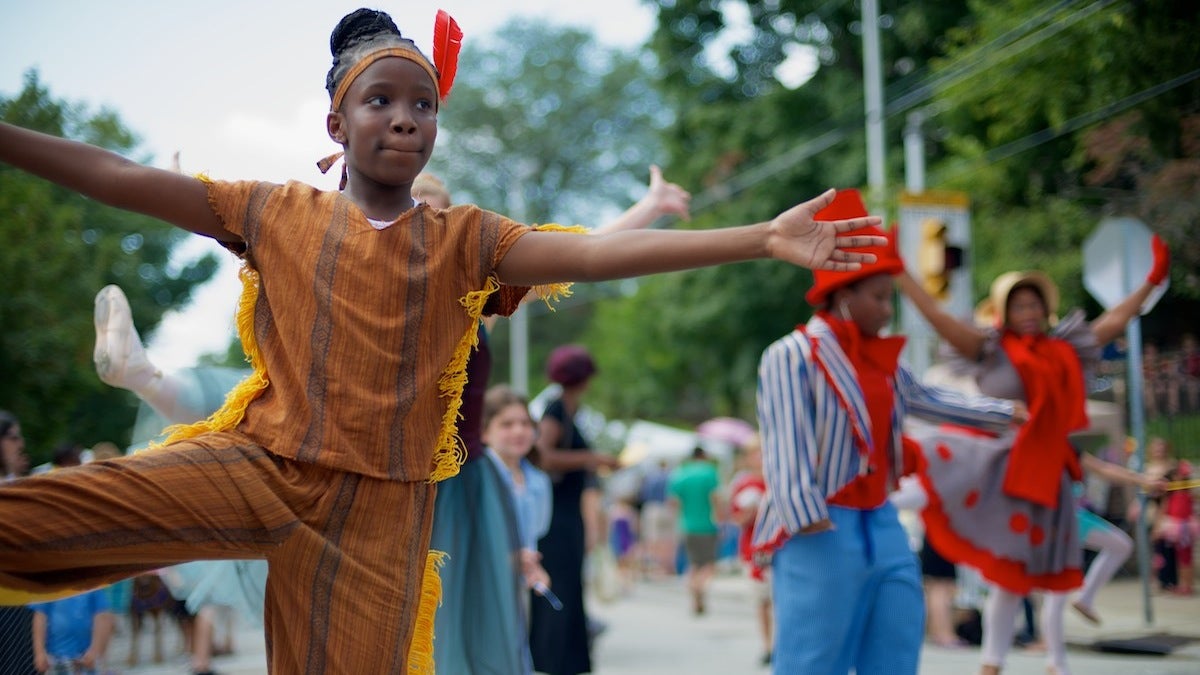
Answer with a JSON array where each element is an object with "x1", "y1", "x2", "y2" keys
[{"x1": 326, "y1": 111, "x2": 347, "y2": 144}]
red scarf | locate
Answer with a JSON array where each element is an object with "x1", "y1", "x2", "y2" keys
[
  {"x1": 820, "y1": 313, "x2": 905, "y2": 508},
  {"x1": 1000, "y1": 330, "x2": 1087, "y2": 507}
]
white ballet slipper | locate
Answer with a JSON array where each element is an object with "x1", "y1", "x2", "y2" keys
[{"x1": 93, "y1": 284, "x2": 161, "y2": 392}]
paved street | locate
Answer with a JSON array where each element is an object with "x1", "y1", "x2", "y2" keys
[{"x1": 115, "y1": 570, "x2": 1199, "y2": 674}]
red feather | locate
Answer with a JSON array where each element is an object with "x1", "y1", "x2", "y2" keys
[{"x1": 432, "y1": 9, "x2": 463, "y2": 101}]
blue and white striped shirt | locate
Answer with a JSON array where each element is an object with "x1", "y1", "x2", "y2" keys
[{"x1": 752, "y1": 317, "x2": 1014, "y2": 551}]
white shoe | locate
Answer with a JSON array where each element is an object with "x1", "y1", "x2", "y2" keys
[{"x1": 93, "y1": 285, "x2": 160, "y2": 391}]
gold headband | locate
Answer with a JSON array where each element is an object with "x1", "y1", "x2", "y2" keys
[{"x1": 330, "y1": 47, "x2": 440, "y2": 112}]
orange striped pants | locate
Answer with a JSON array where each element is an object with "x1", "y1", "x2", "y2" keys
[{"x1": 0, "y1": 431, "x2": 436, "y2": 674}]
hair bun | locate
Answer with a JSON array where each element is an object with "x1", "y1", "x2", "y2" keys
[{"x1": 330, "y1": 8, "x2": 402, "y2": 56}]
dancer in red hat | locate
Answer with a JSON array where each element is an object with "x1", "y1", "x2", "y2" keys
[{"x1": 753, "y1": 190, "x2": 1024, "y2": 675}]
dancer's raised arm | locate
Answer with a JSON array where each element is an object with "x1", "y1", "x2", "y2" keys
[{"x1": 0, "y1": 122, "x2": 232, "y2": 241}]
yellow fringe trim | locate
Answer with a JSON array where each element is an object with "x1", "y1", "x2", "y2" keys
[
  {"x1": 427, "y1": 276, "x2": 498, "y2": 482},
  {"x1": 0, "y1": 584, "x2": 104, "y2": 606},
  {"x1": 405, "y1": 549, "x2": 448, "y2": 673},
  {"x1": 426, "y1": 222, "x2": 583, "y2": 482},
  {"x1": 528, "y1": 223, "x2": 587, "y2": 309},
  {"x1": 155, "y1": 263, "x2": 269, "y2": 446}
]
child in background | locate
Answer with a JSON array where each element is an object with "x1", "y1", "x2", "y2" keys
[
  {"x1": 484, "y1": 385, "x2": 553, "y2": 594},
  {"x1": 483, "y1": 385, "x2": 552, "y2": 675},
  {"x1": 30, "y1": 588, "x2": 114, "y2": 675},
  {"x1": 1160, "y1": 460, "x2": 1198, "y2": 595},
  {"x1": 728, "y1": 434, "x2": 773, "y2": 666},
  {"x1": 608, "y1": 496, "x2": 640, "y2": 594},
  {"x1": 0, "y1": 7, "x2": 882, "y2": 672},
  {"x1": 1137, "y1": 437, "x2": 1184, "y2": 591}
]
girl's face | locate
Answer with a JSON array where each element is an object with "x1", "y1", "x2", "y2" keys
[
  {"x1": 1005, "y1": 286, "x2": 1047, "y2": 335},
  {"x1": 838, "y1": 274, "x2": 895, "y2": 336},
  {"x1": 1148, "y1": 437, "x2": 1169, "y2": 461},
  {"x1": 483, "y1": 403, "x2": 536, "y2": 462},
  {"x1": 329, "y1": 57, "x2": 438, "y2": 188}
]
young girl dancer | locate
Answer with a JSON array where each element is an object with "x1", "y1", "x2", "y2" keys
[{"x1": 0, "y1": 8, "x2": 883, "y2": 673}]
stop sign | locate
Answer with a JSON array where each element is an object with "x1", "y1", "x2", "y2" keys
[{"x1": 1083, "y1": 217, "x2": 1168, "y2": 312}]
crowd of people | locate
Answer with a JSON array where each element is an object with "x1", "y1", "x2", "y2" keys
[{"x1": 0, "y1": 6, "x2": 1196, "y2": 675}]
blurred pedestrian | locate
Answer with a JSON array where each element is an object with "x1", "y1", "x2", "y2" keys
[
  {"x1": 753, "y1": 190, "x2": 1020, "y2": 675},
  {"x1": 531, "y1": 345, "x2": 618, "y2": 675},
  {"x1": 1, "y1": 411, "x2": 29, "y2": 481},
  {"x1": 637, "y1": 460, "x2": 676, "y2": 577},
  {"x1": 0, "y1": 411, "x2": 36, "y2": 675},
  {"x1": 728, "y1": 434, "x2": 773, "y2": 665},
  {"x1": 669, "y1": 446, "x2": 722, "y2": 616},
  {"x1": 30, "y1": 587, "x2": 114, "y2": 675}
]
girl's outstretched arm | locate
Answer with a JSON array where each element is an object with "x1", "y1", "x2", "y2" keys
[
  {"x1": 0, "y1": 122, "x2": 235, "y2": 241},
  {"x1": 1090, "y1": 235, "x2": 1170, "y2": 346},
  {"x1": 496, "y1": 189, "x2": 883, "y2": 286},
  {"x1": 595, "y1": 164, "x2": 691, "y2": 234},
  {"x1": 896, "y1": 269, "x2": 988, "y2": 361}
]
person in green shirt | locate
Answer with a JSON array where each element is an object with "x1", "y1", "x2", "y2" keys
[{"x1": 668, "y1": 446, "x2": 722, "y2": 615}]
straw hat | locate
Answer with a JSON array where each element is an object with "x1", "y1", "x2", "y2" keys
[
  {"x1": 974, "y1": 270, "x2": 1060, "y2": 328},
  {"x1": 804, "y1": 189, "x2": 903, "y2": 306}
]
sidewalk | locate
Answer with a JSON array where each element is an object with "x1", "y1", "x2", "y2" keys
[
  {"x1": 115, "y1": 572, "x2": 1199, "y2": 674},
  {"x1": 591, "y1": 572, "x2": 1200, "y2": 675}
]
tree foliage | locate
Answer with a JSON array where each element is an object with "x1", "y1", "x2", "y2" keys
[
  {"x1": 585, "y1": 0, "x2": 1197, "y2": 423},
  {"x1": 585, "y1": 1, "x2": 974, "y2": 422},
  {"x1": 1, "y1": 72, "x2": 219, "y2": 460},
  {"x1": 424, "y1": 19, "x2": 672, "y2": 387},
  {"x1": 927, "y1": 0, "x2": 1200, "y2": 323}
]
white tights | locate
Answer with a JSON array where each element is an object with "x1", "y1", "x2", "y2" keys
[
  {"x1": 981, "y1": 588, "x2": 1072, "y2": 674},
  {"x1": 1075, "y1": 521, "x2": 1134, "y2": 610},
  {"x1": 979, "y1": 523, "x2": 1131, "y2": 675},
  {"x1": 980, "y1": 587, "x2": 1022, "y2": 669}
]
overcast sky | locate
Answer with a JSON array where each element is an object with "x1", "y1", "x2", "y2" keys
[{"x1": 1, "y1": 1, "x2": 660, "y2": 370}]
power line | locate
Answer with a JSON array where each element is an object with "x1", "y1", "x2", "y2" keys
[
  {"x1": 934, "y1": 67, "x2": 1200, "y2": 183},
  {"x1": 683, "y1": 0, "x2": 1121, "y2": 213}
]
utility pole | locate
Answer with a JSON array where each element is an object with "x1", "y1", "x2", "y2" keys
[
  {"x1": 507, "y1": 163, "x2": 533, "y2": 395},
  {"x1": 862, "y1": 0, "x2": 886, "y2": 213}
]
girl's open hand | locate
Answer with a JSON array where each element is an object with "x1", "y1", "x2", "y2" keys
[{"x1": 769, "y1": 189, "x2": 885, "y2": 271}]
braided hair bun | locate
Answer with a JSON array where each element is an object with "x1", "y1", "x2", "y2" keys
[{"x1": 326, "y1": 8, "x2": 418, "y2": 100}]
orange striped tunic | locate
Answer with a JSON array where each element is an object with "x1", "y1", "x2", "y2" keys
[{"x1": 208, "y1": 180, "x2": 530, "y2": 481}]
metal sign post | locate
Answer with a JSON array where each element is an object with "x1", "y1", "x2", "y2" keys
[{"x1": 1082, "y1": 216, "x2": 1167, "y2": 626}]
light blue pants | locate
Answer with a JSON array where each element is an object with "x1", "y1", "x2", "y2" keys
[{"x1": 771, "y1": 502, "x2": 924, "y2": 675}]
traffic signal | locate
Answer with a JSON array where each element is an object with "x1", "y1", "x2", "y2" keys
[{"x1": 917, "y1": 218, "x2": 964, "y2": 301}]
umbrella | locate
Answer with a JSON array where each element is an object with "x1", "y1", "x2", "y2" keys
[{"x1": 696, "y1": 417, "x2": 756, "y2": 448}]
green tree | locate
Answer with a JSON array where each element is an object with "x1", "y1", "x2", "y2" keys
[
  {"x1": 424, "y1": 19, "x2": 671, "y2": 387},
  {"x1": 926, "y1": 0, "x2": 1200, "y2": 325},
  {"x1": 0, "y1": 71, "x2": 218, "y2": 460},
  {"x1": 585, "y1": 1, "x2": 975, "y2": 422}
]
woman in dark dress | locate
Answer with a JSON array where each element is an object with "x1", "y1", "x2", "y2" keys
[{"x1": 529, "y1": 346, "x2": 619, "y2": 675}]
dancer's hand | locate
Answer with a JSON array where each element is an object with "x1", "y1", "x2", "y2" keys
[
  {"x1": 644, "y1": 164, "x2": 692, "y2": 221},
  {"x1": 800, "y1": 518, "x2": 834, "y2": 535},
  {"x1": 768, "y1": 189, "x2": 884, "y2": 271},
  {"x1": 1010, "y1": 401, "x2": 1029, "y2": 425},
  {"x1": 1147, "y1": 234, "x2": 1170, "y2": 285}
]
